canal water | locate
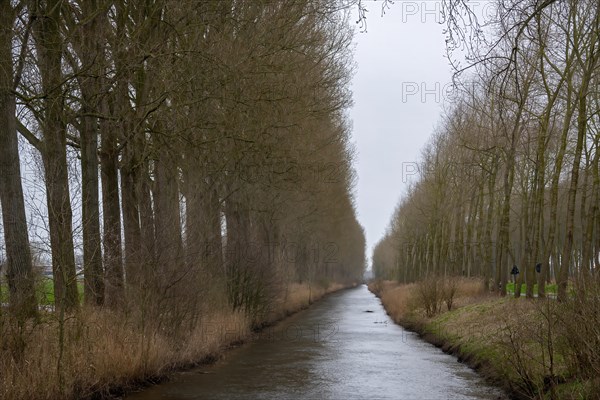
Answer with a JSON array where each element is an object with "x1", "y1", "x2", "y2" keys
[{"x1": 127, "y1": 285, "x2": 506, "y2": 400}]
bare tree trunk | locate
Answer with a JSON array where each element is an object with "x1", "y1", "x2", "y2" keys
[
  {"x1": 560, "y1": 74, "x2": 593, "y2": 300},
  {"x1": 121, "y1": 139, "x2": 142, "y2": 289},
  {"x1": 153, "y1": 129, "x2": 184, "y2": 289},
  {"x1": 465, "y1": 187, "x2": 478, "y2": 277},
  {"x1": 184, "y1": 160, "x2": 223, "y2": 282},
  {"x1": 32, "y1": 0, "x2": 79, "y2": 311},
  {"x1": 582, "y1": 132, "x2": 600, "y2": 281},
  {"x1": 80, "y1": 109, "x2": 104, "y2": 306},
  {"x1": 533, "y1": 110, "x2": 550, "y2": 299},
  {"x1": 579, "y1": 158, "x2": 592, "y2": 281},
  {"x1": 100, "y1": 103, "x2": 124, "y2": 308},
  {"x1": 184, "y1": 167, "x2": 203, "y2": 271},
  {"x1": 76, "y1": 1, "x2": 107, "y2": 306},
  {"x1": 485, "y1": 166, "x2": 498, "y2": 291},
  {"x1": 138, "y1": 157, "x2": 156, "y2": 274},
  {"x1": 515, "y1": 189, "x2": 529, "y2": 298},
  {"x1": 0, "y1": 3, "x2": 37, "y2": 318},
  {"x1": 524, "y1": 194, "x2": 535, "y2": 298},
  {"x1": 475, "y1": 180, "x2": 488, "y2": 288},
  {"x1": 545, "y1": 87, "x2": 575, "y2": 295},
  {"x1": 498, "y1": 138, "x2": 517, "y2": 297}
]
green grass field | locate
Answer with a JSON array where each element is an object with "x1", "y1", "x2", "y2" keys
[
  {"x1": 506, "y1": 282, "x2": 558, "y2": 296},
  {"x1": 1, "y1": 277, "x2": 84, "y2": 305}
]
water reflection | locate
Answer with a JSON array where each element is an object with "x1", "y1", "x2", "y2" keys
[{"x1": 127, "y1": 285, "x2": 506, "y2": 400}]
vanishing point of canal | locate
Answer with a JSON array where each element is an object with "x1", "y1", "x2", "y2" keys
[{"x1": 127, "y1": 285, "x2": 506, "y2": 400}]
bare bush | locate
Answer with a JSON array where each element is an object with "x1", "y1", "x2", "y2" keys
[
  {"x1": 443, "y1": 277, "x2": 458, "y2": 311},
  {"x1": 498, "y1": 281, "x2": 600, "y2": 399},
  {"x1": 558, "y1": 278, "x2": 600, "y2": 396},
  {"x1": 416, "y1": 276, "x2": 445, "y2": 317},
  {"x1": 497, "y1": 299, "x2": 561, "y2": 399},
  {"x1": 415, "y1": 275, "x2": 467, "y2": 317}
]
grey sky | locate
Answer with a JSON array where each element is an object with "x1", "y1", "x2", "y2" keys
[{"x1": 349, "y1": 4, "x2": 453, "y2": 264}]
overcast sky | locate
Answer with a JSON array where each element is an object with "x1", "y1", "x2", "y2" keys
[{"x1": 349, "y1": 3, "x2": 454, "y2": 264}]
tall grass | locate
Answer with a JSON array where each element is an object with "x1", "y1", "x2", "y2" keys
[
  {"x1": 267, "y1": 282, "x2": 346, "y2": 322},
  {"x1": 370, "y1": 277, "x2": 486, "y2": 322},
  {"x1": 0, "y1": 282, "x2": 348, "y2": 399},
  {"x1": 370, "y1": 281, "x2": 417, "y2": 322},
  {"x1": 0, "y1": 308, "x2": 250, "y2": 399}
]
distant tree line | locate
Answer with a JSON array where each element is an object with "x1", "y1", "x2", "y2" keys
[{"x1": 373, "y1": 0, "x2": 599, "y2": 301}]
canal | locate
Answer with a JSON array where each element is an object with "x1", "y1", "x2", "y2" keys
[{"x1": 127, "y1": 285, "x2": 506, "y2": 400}]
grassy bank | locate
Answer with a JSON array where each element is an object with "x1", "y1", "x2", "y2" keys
[
  {"x1": 0, "y1": 281, "x2": 352, "y2": 399},
  {"x1": 369, "y1": 280, "x2": 596, "y2": 400}
]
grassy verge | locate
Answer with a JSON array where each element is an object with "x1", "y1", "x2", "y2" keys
[
  {"x1": 0, "y1": 281, "x2": 354, "y2": 399},
  {"x1": 505, "y1": 282, "x2": 558, "y2": 296},
  {"x1": 369, "y1": 280, "x2": 593, "y2": 400}
]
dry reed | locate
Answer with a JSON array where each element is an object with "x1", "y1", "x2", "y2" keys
[{"x1": 0, "y1": 282, "x2": 349, "y2": 399}]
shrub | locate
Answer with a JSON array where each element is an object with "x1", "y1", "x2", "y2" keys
[
  {"x1": 498, "y1": 277, "x2": 600, "y2": 399},
  {"x1": 416, "y1": 276, "x2": 445, "y2": 317},
  {"x1": 443, "y1": 277, "x2": 458, "y2": 311},
  {"x1": 414, "y1": 275, "x2": 474, "y2": 317},
  {"x1": 559, "y1": 277, "x2": 600, "y2": 393}
]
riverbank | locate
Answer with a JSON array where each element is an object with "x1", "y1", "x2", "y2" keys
[
  {"x1": 127, "y1": 284, "x2": 505, "y2": 400},
  {"x1": 368, "y1": 280, "x2": 594, "y2": 400},
  {"x1": 0, "y1": 281, "x2": 354, "y2": 400}
]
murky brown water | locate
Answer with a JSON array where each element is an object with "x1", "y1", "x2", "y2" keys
[{"x1": 126, "y1": 285, "x2": 507, "y2": 400}]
